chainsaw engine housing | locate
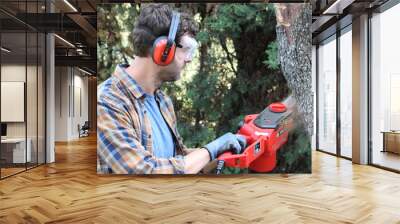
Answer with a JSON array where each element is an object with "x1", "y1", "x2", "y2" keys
[{"x1": 218, "y1": 102, "x2": 293, "y2": 172}]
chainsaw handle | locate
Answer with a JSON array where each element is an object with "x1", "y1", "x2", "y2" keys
[
  {"x1": 216, "y1": 136, "x2": 247, "y2": 161},
  {"x1": 218, "y1": 151, "x2": 233, "y2": 160}
]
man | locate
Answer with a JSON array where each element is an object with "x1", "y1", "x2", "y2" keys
[{"x1": 97, "y1": 4, "x2": 246, "y2": 174}]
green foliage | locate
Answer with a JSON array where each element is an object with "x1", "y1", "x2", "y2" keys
[
  {"x1": 263, "y1": 41, "x2": 280, "y2": 70},
  {"x1": 271, "y1": 122, "x2": 312, "y2": 173},
  {"x1": 177, "y1": 4, "x2": 289, "y2": 140},
  {"x1": 221, "y1": 167, "x2": 249, "y2": 174},
  {"x1": 97, "y1": 4, "x2": 138, "y2": 82}
]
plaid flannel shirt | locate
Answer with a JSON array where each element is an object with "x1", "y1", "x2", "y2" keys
[{"x1": 97, "y1": 65, "x2": 198, "y2": 174}]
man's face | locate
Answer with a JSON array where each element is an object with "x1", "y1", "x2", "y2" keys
[{"x1": 158, "y1": 34, "x2": 198, "y2": 82}]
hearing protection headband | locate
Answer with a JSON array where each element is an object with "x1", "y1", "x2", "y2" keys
[{"x1": 161, "y1": 12, "x2": 180, "y2": 62}]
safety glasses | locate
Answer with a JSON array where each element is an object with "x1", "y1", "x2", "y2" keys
[{"x1": 176, "y1": 36, "x2": 198, "y2": 61}]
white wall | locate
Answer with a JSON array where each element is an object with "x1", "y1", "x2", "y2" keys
[
  {"x1": 55, "y1": 66, "x2": 69, "y2": 141},
  {"x1": 1, "y1": 65, "x2": 26, "y2": 141},
  {"x1": 54, "y1": 67, "x2": 89, "y2": 141},
  {"x1": 1, "y1": 64, "x2": 46, "y2": 164},
  {"x1": 1, "y1": 64, "x2": 25, "y2": 129},
  {"x1": 72, "y1": 70, "x2": 89, "y2": 136},
  {"x1": 1, "y1": 65, "x2": 37, "y2": 138}
]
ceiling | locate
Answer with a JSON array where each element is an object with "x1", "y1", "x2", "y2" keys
[
  {"x1": 0, "y1": 0, "x2": 99, "y2": 75},
  {"x1": 312, "y1": 0, "x2": 391, "y2": 44}
]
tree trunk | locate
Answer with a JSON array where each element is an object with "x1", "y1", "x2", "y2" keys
[{"x1": 275, "y1": 3, "x2": 313, "y2": 136}]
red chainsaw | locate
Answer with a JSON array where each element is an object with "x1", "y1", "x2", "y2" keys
[{"x1": 216, "y1": 101, "x2": 294, "y2": 174}]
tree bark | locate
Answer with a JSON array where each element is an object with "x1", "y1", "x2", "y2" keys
[{"x1": 275, "y1": 3, "x2": 313, "y2": 136}]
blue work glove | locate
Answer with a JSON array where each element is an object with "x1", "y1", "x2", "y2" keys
[{"x1": 203, "y1": 132, "x2": 247, "y2": 161}]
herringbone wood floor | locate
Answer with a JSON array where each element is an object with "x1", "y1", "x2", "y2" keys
[{"x1": 0, "y1": 135, "x2": 399, "y2": 224}]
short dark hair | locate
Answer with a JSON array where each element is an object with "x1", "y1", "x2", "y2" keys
[{"x1": 132, "y1": 3, "x2": 198, "y2": 57}]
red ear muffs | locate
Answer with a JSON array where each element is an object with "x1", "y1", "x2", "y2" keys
[
  {"x1": 152, "y1": 36, "x2": 176, "y2": 66},
  {"x1": 151, "y1": 12, "x2": 180, "y2": 66}
]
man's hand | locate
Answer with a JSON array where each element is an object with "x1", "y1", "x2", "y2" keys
[{"x1": 203, "y1": 133, "x2": 247, "y2": 161}]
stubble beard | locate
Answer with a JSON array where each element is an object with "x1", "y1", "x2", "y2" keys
[{"x1": 158, "y1": 67, "x2": 181, "y2": 83}]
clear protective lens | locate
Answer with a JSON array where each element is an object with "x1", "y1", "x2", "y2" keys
[{"x1": 179, "y1": 36, "x2": 198, "y2": 61}]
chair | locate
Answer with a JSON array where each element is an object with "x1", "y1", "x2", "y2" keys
[{"x1": 78, "y1": 121, "x2": 90, "y2": 138}]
